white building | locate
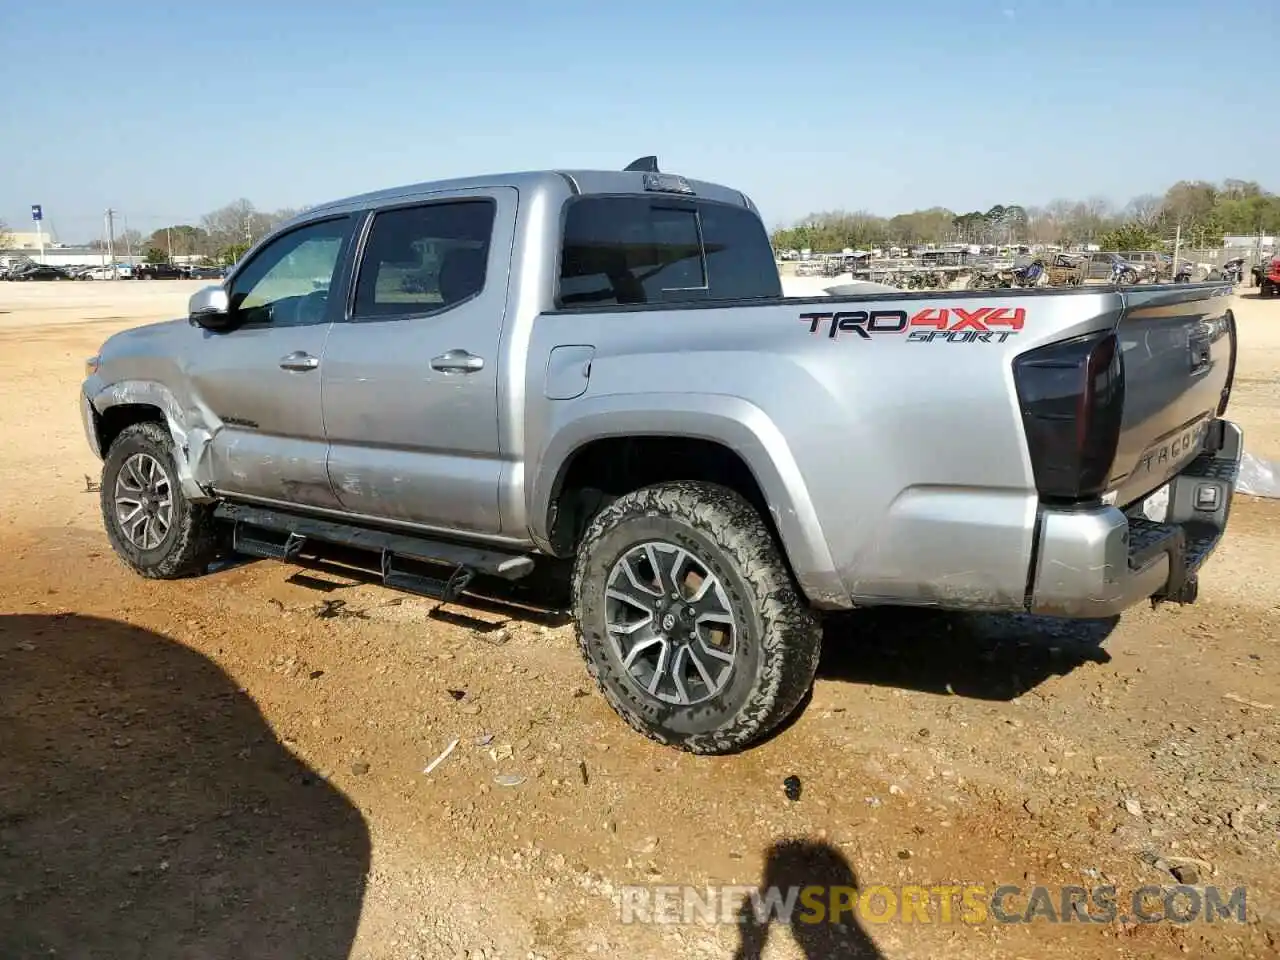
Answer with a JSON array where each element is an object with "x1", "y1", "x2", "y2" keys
[
  {"x1": 1223, "y1": 235, "x2": 1275, "y2": 249},
  {"x1": 1, "y1": 245, "x2": 127, "y2": 269},
  {"x1": 5, "y1": 230, "x2": 57, "y2": 251}
]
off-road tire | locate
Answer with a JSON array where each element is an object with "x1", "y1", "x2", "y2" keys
[
  {"x1": 571, "y1": 481, "x2": 822, "y2": 755},
  {"x1": 101, "y1": 421, "x2": 219, "y2": 579}
]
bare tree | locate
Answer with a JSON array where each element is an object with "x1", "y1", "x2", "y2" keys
[
  {"x1": 201, "y1": 199, "x2": 262, "y2": 250},
  {"x1": 199, "y1": 199, "x2": 304, "y2": 255},
  {"x1": 0, "y1": 219, "x2": 11, "y2": 249},
  {"x1": 115, "y1": 229, "x2": 144, "y2": 259},
  {"x1": 1161, "y1": 181, "x2": 1218, "y2": 227},
  {"x1": 1058, "y1": 197, "x2": 1114, "y2": 243},
  {"x1": 1124, "y1": 193, "x2": 1164, "y2": 227},
  {"x1": 1219, "y1": 179, "x2": 1263, "y2": 201},
  {"x1": 1024, "y1": 206, "x2": 1057, "y2": 244}
]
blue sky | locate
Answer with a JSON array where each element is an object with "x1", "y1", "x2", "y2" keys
[{"x1": 1, "y1": 0, "x2": 1275, "y2": 241}]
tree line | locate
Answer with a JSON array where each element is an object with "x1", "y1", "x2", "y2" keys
[
  {"x1": 9, "y1": 177, "x2": 1277, "y2": 264},
  {"x1": 83, "y1": 200, "x2": 305, "y2": 265},
  {"x1": 770, "y1": 179, "x2": 1280, "y2": 254}
]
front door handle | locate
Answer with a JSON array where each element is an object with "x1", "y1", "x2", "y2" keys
[
  {"x1": 279, "y1": 351, "x2": 320, "y2": 371},
  {"x1": 430, "y1": 349, "x2": 484, "y2": 373}
]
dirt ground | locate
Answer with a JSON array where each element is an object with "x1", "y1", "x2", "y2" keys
[{"x1": 1, "y1": 280, "x2": 1278, "y2": 960}]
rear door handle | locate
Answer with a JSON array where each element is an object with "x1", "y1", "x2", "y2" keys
[
  {"x1": 279, "y1": 351, "x2": 320, "y2": 371},
  {"x1": 431, "y1": 349, "x2": 484, "y2": 373}
]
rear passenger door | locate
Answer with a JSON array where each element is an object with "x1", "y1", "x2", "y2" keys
[{"x1": 321, "y1": 188, "x2": 514, "y2": 535}]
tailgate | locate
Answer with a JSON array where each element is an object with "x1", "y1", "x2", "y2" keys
[{"x1": 1108, "y1": 284, "x2": 1236, "y2": 507}]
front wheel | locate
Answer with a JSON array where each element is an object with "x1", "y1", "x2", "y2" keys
[
  {"x1": 571, "y1": 481, "x2": 822, "y2": 755},
  {"x1": 100, "y1": 421, "x2": 220, "y2": 578}
]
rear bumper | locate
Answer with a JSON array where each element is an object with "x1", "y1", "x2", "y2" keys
[{"x1": 1028, "y1": 419, "x2": 1241, "y2": 618}]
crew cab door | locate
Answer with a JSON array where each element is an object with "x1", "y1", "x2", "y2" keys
[
  {"x1": 186, "y1": 215, "x2": 358, "y2": 509},
  {"x1": 321, "y1": 188, "x2": 514, "y2": 534}
]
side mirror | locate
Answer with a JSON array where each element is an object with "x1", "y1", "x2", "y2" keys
[{"x1": 188, "y1": 285, "x2": 234, "y2": 331}]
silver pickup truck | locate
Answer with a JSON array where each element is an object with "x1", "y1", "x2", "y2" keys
[{"x1": 81, "y1": 158, "x2": 1242, "y2": 754}]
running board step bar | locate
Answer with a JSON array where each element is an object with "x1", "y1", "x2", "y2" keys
[
  {"x1": 233, "y1": 524, "x2": 308, "y2": 562},
  {"x1": 215, "y1": 503, "x2": 535, "y2": 600},
  {"x1": 381, "y1": 551, "x2": 476, "y2": 603}
]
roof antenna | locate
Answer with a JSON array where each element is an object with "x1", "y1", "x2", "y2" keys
[{"x1": 623, "y1": 156, "x2": 660, "y2": 173}]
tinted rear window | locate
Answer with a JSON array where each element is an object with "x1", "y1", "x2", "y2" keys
[{"x1": 558, "y1": 196, "x2": 780, "y2": 307}]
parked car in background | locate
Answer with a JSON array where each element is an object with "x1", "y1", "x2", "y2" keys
[
  {"x1": 8, "y1": 263, "x2": 71, "y2": 281},
  {"x1": 1084, "y1": 251, "x2": 1142, "y2": 282},
  {"x1": 133, "y1": 262, "x2": 186, "y2": 280},
  {"x1": 82, "y1": 265, "x2": 135, "y2": 280},
  {"x1": 185, "y1": 265, "x2": 227, "y2": 280}
]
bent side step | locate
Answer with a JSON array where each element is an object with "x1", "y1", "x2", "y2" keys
[
  {"x1": 381, "y1": 551, "x2": 475, "y2": 602},
  {"x1": 214, "y1": 502, "x2": 535, "y2": 582},
  {"x1": 232, "y1": 524, "x2": 307, "y2": 561}
]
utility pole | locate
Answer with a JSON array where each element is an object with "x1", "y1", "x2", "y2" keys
[
  {"x1": 166, "y1": 226, "x2": 173, "y2": 263},
  {"x1": 1172, "y1": 221, "x2": 1182, "y2": 278},
  {"x1": 122, "y1": 213, "x2": 134, "y2": 267},
  {"x1": 105, "y1": 209, "x2": 117, "y2": 279}
]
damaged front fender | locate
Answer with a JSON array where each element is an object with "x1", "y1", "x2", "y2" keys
[{"x1": 88, "y1": 378, "x2": 218, "y2": 504}]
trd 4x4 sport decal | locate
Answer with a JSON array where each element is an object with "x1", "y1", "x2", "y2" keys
[{"x1": 799, "y1": 306, "x2": 1026, "y2": 343}]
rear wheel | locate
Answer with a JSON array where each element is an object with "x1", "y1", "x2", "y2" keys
[
  {"x1": 100, "y1": 421, "x2": 220, "y2": 578},
  {"x1": 572, "y1": 481, "x2": 822, "y2": 754}
]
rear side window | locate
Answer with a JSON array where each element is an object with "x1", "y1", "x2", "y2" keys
[
  {"x1": 353, "y1": 199, "x2": 495, "y2": 319},
  {"x1": 699, "y1": 202, "x2": 784, "y2": 300},
  {"x1": 558, "y1": 197, "x2": 780, "y2": 307}
]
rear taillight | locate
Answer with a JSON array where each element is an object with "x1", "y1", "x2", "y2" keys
[
  {"x1": 1218, "y1": 310, "x2": 1236, "y2": 416},
  {"x1": 1013, "y1": 330, "x2": 1125, "y2": 502}
]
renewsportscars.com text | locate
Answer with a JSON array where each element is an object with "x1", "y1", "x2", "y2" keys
[{"x1": 619, "y1": 883, "x2": 1247, "y2": 926}]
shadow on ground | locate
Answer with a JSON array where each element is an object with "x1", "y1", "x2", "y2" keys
[
  {"x1": 734, "y1": 837, "x2": 883, "y2": 959},
  {"x1": 211, "y1": 543, "x2": 574, "y2": 629},
  {"x1": 222, "y1": 544, "x2": 1115, "y2": 704},
  {"x1": 818, "y1": 608, "x2": 1116, "y2": 701},
  {"x1": 0, "y1": 614, "x2": 370, "y2": 959}
]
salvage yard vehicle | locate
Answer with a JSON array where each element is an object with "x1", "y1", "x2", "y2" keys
[
  {"x1": 80, "y1": 158, "x2": 1243, "y2": 755},
  {"x1": 1046, "y1": 253, "x2": 1087, "y2": 286},
  {"x1": 1258, "y1": 253, "x2": 1280, "y2": 298}
]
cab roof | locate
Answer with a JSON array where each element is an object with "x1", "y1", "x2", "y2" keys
[{"x1": 302, "y1": 165, "x2": 754, "y2": 220}]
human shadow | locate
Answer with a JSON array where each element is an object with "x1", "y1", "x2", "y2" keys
[
  {"x1": 733, "y1": 837, "x2": 883, "y2": 959},
  {"x1": 818, "y1": 608, "x2": 1116, "y2": 701},
  {"x1": 0, "y1": 614, "x2": 370, "y2": 959}
]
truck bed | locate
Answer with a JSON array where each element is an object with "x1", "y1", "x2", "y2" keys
[{"x1": 531, "y1": 281, "x2": 1237, "y2": 610}]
